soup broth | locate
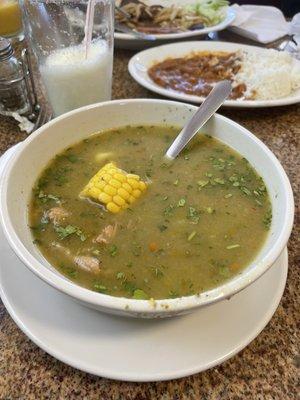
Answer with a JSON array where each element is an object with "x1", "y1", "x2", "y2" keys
[{"x1": 29, "y1": 126, "x2": 272, "y2": 300}]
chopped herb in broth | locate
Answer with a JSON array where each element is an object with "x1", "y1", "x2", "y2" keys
[{"x1": 29, "y1": 125, "x2": 271, "y2": 300}]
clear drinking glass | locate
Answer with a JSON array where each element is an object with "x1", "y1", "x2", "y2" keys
[{"x1": 21, "y1": 0, "x2": 114, "y2": 116}]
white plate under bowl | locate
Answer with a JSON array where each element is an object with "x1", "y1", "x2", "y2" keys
[
  {"x1": 0, "y1": 139, "x2": 288, "y2": 381},
  {"x1": 115, "y1": 1, "x2": 235, "y2": 50},
  {"x1": 128, "y1": 41, "x2": 300, "y2": 108}
]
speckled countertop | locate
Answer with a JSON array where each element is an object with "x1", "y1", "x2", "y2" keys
[{"x1": 0, "y1": 40, "x2": 299, "y2": 399}]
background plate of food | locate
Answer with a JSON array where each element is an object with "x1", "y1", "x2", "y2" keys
[
  {"x1": 128, "y1": 41, "x2": 300, "y2": 107},
  {"x1": 115, "y1": 0, "x2": 235, "y2": 49}
]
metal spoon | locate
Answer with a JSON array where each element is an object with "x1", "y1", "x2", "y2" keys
[
  {"x1": 165, "y1": 80, "x2": 232, "y2": 160},
  {"x1": 114, "y1": 22, "x2": 156, "y2": 41}
]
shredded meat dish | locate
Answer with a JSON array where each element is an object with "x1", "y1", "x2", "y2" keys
[{"x1": 116, "y1": 0, "x2": 227, "y2": 34}]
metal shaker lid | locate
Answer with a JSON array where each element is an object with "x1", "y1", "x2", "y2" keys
[{"x1": 0, "y1": 37, "x2": 13, "y2": 60}]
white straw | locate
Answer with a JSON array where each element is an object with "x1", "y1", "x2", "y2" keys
[{"x1": 84, "y1": 0, "x2": 96, "y2": 59}]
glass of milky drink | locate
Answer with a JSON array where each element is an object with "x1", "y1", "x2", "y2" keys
[{"x1": 21, "y1": 0, "x2": 114, "y2": 116}]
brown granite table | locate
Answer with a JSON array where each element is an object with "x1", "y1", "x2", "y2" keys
[{"x1": 0, "y1": 38, "x2": 299, "y2": 399}]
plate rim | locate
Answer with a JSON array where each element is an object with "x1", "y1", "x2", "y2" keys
[
  {"x1": 114, "y1": 7, "x2": 235, "y2": 41},
  {"x1": 128, "y1": 40, "x2": 300, "y2": 108}
]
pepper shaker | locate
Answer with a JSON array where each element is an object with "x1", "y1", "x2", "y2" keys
[{"x1": 0, "y1": 36, "x2": 29, "y2": 116}]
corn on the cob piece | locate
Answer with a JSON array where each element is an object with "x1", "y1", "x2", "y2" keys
[{"x1": 80, "y1": 162, "x2": 147, "y2": 213}]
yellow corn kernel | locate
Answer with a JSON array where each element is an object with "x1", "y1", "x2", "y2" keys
[
  {"x1": 114, "y1": 173, "x2": 126, "y2": 183},
  {"x1": 127, "y1": 173, "x2": 140, "y2": 181},
  {"x1": 94, "y1": 180, "x2": 106, "y2": 190},
  {"x1": 128, "y1": 195, "x2": 136, "y2": 204},
  {"x1": 132, "y1": 189, "x2": 141, "y2": 198},
  {"x1": 104, "y1": 185, "x2": 117, "y2": 196},
  {"x1": 139, "y1": 181, "x2": 146, "y2": 191},
  {"x1": 98, "y1": 192, "x2": 112, "y2": 204},
  {"x1": 117, "y1": 188, "x2": 130, "y2": 200},
  {"x1": 110, "y1": 179, "x2": 122, "y2": 189},
  {"x1": 128, "y1": 178, "x2": 140, "y2": 189},
  {"x1": 102, "y1": 173, "x2": 112, "y2": 183},
  {"x1": 113, "y1": 195, "x2": 126, "y2": 206},
  {"x1": 122, "y1": 183, "x2": 132, "y2": 193},
  {"x1": 80, "y1": 162, "x2": 147, "y2": 213},
  {"x1": 107, "y1": 202, "x2": 120, "y2": 213},
  {"x1": 87, "y1": 187, "x2": 100, "y2": 199}
]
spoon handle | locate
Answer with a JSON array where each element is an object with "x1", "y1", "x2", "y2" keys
[{"x1": 165, "y1": 80, "x2": 232, "y2": 160}]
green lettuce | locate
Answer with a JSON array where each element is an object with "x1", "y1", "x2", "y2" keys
[{"x1": 186, "y1": 0, "x2": 229, "y2": 26}]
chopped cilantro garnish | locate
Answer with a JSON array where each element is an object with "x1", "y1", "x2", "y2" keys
[
  {"x1": 197, "y1": 180, "x2": 209, "y2": 188},
  {"x1": 122, "y1": 281, "x2": 136, "y2": 294},
  {"x1": 40, "y1": 213, "x2": 49, "y2": 224},
  {"x1": 53, "y1": 224, "x2": 86, "y2": 241},
  {"x1": 109, "y1": 244, "x2": 118, "y2": 257},
  {"x1": 214, "y1": 177, "x2": 225, "y2": 185},
  {"x1": 66, "y1": 268, "x2": 78, "y2": 278},
  {"x1": 132, "y1": 242, "x2": 142, "y2": 256},
  {"x1": 94, "y1": 283, "x2": 107, "y2": 293},
  {"x1": 229, "y1": 175, "x2": 238, "y2": 182},
  {"x1": 116, "y1": 272, "x2": 125, "y2": 280},
  {"x1": 177, "y1": 198, "x2": 186, "y2": 207},
  {"x1": 38, "y1": 191, "x2": 60, "y2": 204},
  {"x1": 188, "y1": 231, "x2": 197, "y2": 241},
  {"x1": 158, "y1": 224, "x2": 168, "y2": 232},
  {"x1": 164, "y1": 204, "x2": 175, "y2": 216},
  {"x1": 151, "y1": 266, "x2": 164, "y2": 278},
  {"x1": 219, "y1": 266, "x2": 231, "y2": 277},
  {"x1": 169, "y1": 290, "x2": 179, "y2": 299},
  {"x1": 263, "y1": 209, "x2": 272, "y2": 229},
  {"x1": 132, "y1": 289, "x2": 148, "y2": 300},
  {"x1": 226, "y1": 244, "x2": 240, "y2": 250},
  {"x1": 187, "y1": 207, "x2": 199, "y2": 223},
  {"x1": 241, "y1": 186, "x2": 251, "y2": 196},
  {"x1": 66, "y1": 154, "x2": 79, "y2": 163}
]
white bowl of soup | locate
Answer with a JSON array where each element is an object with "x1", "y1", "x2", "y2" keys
[{"x1": 0, "y1": 99, "x2": 294, "y2": 318}]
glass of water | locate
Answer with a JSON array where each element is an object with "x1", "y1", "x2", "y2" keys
[{"x1": 21, "y1": 0, "x2": 114, "y2": 116}]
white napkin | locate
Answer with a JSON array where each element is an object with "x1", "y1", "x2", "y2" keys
[
  {"x1": 229, "y1": 4, "x2": 291, "y2": 44},
  {"x1": 290, "y1": 13, "x2": 300, "y2": 47}
]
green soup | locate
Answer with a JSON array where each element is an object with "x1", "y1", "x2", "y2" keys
[{"x1": 29, "y1": 125, "x2": 272, "y2": 300}]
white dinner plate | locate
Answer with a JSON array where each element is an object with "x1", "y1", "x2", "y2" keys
[
  {"x1": 128, "y1": 41, "x2": 300, "y2": 108},
  {"x1": 0, "y1": 142, "x2": 288, "y2": 382},
  {"x1": 114, "y1": 1, "x2": 235, "y2": 50}
]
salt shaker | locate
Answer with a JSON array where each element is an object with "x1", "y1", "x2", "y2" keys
[{"x1": 0, "y1": 37, "x2": 29, "y2": 115}]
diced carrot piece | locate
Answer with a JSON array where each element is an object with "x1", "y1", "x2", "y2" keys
[
  {"x1": 149, "y1": 242, "x2": 158, "y2": 252},
  {"x1": 230, "y1": 263, "x2": 240, "y2": 271}
]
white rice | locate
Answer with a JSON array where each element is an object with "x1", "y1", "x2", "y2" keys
[{"x1": 233, "y1": 49, "x2": 300, "y2": 100}]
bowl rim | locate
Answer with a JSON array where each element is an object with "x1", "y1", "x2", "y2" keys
[{"x1": 0, "y1": 99, "x2": 294, "y2": 315}]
